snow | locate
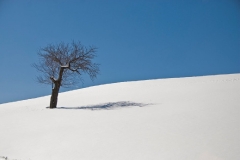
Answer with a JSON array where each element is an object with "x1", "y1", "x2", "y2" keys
[{"x1": 0, "y1": 74, "x2": 240, "y2": 160}]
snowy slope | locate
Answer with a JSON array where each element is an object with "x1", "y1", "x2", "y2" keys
[{"x1": 0, "y1": 74, "x2": 240, "y2": 160}]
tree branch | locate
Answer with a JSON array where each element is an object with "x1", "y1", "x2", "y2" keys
[{"x1": 33, "y1": 41, "x2": 99, "y2": 88}]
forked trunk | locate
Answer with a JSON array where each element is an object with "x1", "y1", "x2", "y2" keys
[{"x1": 49, "y1": 82, "x2": 60, "y2": 109}]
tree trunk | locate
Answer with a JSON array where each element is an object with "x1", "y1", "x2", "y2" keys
[
  {"x1": 49, "y1": 82, "x2": 60, "y2": 109},
  {"x1": 49, "y1": 67, "x2": 64, "y2": 109}
]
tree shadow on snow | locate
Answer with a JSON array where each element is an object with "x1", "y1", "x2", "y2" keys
[{"x1": 57, "y1": 101, "x2": 151, "y2": 110}]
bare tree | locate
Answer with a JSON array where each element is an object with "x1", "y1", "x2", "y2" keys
[{"x1": 33, "y1": 41, "x2": 99, "y2": 109}]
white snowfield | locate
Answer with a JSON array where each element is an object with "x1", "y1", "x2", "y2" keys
[{"x1": 0, "y1": 74, "x2": 239, "y2": 160}]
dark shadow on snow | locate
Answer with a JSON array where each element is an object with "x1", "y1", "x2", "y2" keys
[{"x1": 56, "y1": 101, "x2": 151, "y2": 110}]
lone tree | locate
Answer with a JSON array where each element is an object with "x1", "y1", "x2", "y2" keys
[{"x1": 33, "y1": 41, "x2": 99, "y2": 109}]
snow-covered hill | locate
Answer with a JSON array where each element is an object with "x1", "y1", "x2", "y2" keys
[{"x1": 0, "y1": 74, "x2": 239, "y2": 160}]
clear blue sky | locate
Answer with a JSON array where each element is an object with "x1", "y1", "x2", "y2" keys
[{"x1": 0, "y1": 0, "x2": 239, "y2": 104}]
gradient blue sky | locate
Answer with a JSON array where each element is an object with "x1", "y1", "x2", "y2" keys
[{"x1": 0, "y1": 0, "x2": 239, "y2": 104}]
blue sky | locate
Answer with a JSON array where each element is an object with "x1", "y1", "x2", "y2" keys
[{"x1": 0, "y1": 0, "x2": 239, "y2": 104}]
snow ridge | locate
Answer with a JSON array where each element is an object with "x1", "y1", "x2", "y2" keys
[{"x1": 0, "y1": 74, "x2": 239, "y2": 160}]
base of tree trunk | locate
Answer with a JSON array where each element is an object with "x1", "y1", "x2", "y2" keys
[{"x1": 49, "y1": 86, "x2": 59, "y2": 109}]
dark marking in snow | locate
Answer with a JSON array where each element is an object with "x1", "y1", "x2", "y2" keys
[{"x1": 56, "y1": 101, "x2": 152, "y2": 110}]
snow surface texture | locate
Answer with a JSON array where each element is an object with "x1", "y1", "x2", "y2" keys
[{"x1": 0, "y1": 74, "x2": 239, "y2": 160}]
